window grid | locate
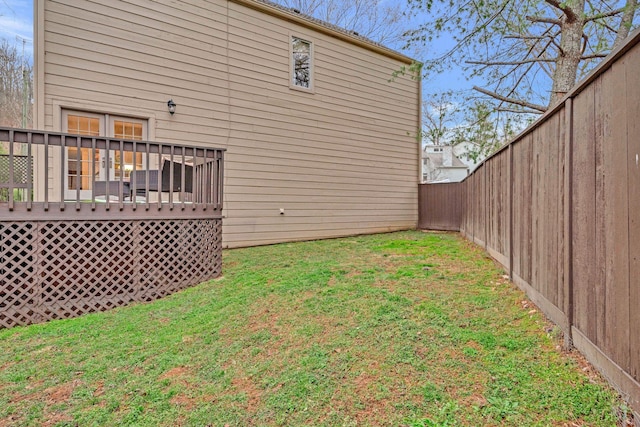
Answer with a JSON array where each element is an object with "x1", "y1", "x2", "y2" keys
[{"x1": 292, "y1": 36, "x2": 312, "y2": 89}]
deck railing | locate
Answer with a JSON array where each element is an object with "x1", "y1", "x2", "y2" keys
[
  {"x1": 0, "y1": 128, "x2": 225, "y2": 220},
  {"x1": 0, "y1": 127, "x2": 225, "y2": 329}
]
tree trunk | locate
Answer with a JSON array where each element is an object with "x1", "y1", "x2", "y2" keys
[
  {"x1": 613, "y1": 0, "x2": 638, "y2": 50},
  {"x1": 549, "y1": 2, "x2": 585, "y2": 106}
]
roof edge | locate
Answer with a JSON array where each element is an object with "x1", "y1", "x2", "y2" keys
[{"x1": 229, "y1": 0, "x2": 415, "y2": 64}]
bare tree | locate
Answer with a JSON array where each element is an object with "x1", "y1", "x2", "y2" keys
[
  {"x1": 405, "y1": 0, "x2": 639, "y2": 112},
  {"x1": 273, "y1": 0, "x2": 408, "y2": 45},
  {"x1": 422, "y1": 91, "x2": 463, "y2": 146},
  {"x1": 0, "y1": 39, "x2": 31, "y2": 128}
]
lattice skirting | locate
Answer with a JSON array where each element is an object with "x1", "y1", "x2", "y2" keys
[{"x1": 0, "y1": 219, "x2": 222, "y2": 328}]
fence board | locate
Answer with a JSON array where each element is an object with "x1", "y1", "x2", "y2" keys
[
  {"x1": 511, "y1": 141, "x2": 523, "y2": 280},
  {"x1": 571, "y1": 84, "x2": 597, "y2": 341},
  {"x1": 626, "y1": 43, "x2": 640, "y2": 382},
  {"x1": 531, "y1": 125, "x2": 544, "y2": 300},
  {"x1": 544, "y1": 114, "x2": 562, "y2": 308},
  {"x1": 593, "y1": 76, "x2": 607, "y2": 350},
  {"x1": 553, "y1": 111, "x2": 564, "y2": 309},
  {"x1": 520, "y1": 136, "x2": 533, "y2": 285},
  {"x1": 601, "y1": 58, "x2": 630, "y2": 373},
  {"x1": 491, "y1": 151, "x2": 509, "y2": 258}
]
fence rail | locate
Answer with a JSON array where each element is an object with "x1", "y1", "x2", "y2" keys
[{"x1": 418, "y1": 29, "x2": 640, "y2": 413}]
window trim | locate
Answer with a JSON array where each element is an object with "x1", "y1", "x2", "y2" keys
[{"x1": 289, "y1": 33, "x2": 315, "y2": 93}]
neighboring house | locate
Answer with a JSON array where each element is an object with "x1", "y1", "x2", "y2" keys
[
  {"x1": 33, "y1": 0, "x2": 421, "y2": 249},
  {"x1": 422, "y1": 145, "x2": 468, "y2": 183},
  {"x1": 453, "y1": 141, "x2": 481, "y2": 172}
]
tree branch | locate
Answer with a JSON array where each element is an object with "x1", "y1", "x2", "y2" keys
[
  {"x1": 581, "y1": 53, "x2": 609, "y2": 59},
  {"x1": 497, "y1": 107, "x2": 544, "y2": 114},
  {"x1": 424, "y1": 0, "x2": 512, "y2": 63},
  {"x1": 473, "y1": 86, "x2": 548, "y2": 112},
  {"x1": 585, "y1": 7, "x2": 625, "y2": 21},
  {"x1": 495, "y1": 28, "x2": 554, "y2": 88},
  {"x1": 504, "y1": 35, "x2": 548, "y2": 40},
  {"x1": 467, "y1": 58, "x2": 556, "y2": 66},
  {"x1": 526, "y1": 15, "x2": 562, "y2": 25},
  {"x1": 543, "y1": 0, "x2": 580, "y2": 20},
  {"x1": 613, "y1": 0, "x2": 639, "y2": 48}
]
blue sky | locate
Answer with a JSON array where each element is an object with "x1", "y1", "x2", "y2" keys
[{"x1": 0, "y1": 0, "x2": 33, "y2": 58}]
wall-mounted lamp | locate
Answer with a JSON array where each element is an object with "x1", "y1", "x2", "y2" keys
[{"x1": 167, "y1": 99, "x2": 176, "y2": 115}]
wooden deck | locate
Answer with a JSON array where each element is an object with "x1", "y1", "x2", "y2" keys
[{"x1": 0, "y1": 127, "x2": 225, "y2": 328}]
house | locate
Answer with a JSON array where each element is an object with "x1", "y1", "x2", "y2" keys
[
  {"x1": 422, "y1": 145, "x2": 468, "y2": 183},
  {"x1": 452, "y1": 141, "x2": 481, "y2": 172},
  {"x1": 33, "y1": 0, "x2": 421, "y2": 249}
]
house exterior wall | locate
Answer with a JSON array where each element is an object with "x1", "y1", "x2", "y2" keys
[
  {"x1": 422, "y1": 161, "x2": 468, "y2": 183},
  {"x1": 35, "y1": 0, "x2": 420, "y2": 248}
]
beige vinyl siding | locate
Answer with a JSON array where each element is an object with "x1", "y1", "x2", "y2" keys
[
  {"x1": 42, "y1": 0, "x2": 231, "y2": 144},
  {"x1": 39, "y1": 0, "x2": 420, "y2": 248}
]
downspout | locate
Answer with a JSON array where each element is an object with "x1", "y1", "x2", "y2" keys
[
  {"x1": 222, "y1": 0, "x2": 232, "y2": 249},
  {"x1": 33, "y1": 0, "x2": 44, "y2": 130},
  {"x1": 33, "y1": 0, "x2": 46, "y2": 202},
  {"x1": 417, "y1": 65, "x2": 423, "y2": 185},
  {"x1": 417, "y1": 66, "x2": 423, "y2": 229}
]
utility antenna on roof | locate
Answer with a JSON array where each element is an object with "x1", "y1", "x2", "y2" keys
[{"x1": 16, "y1": 36, "x2": 32, "y2": 130}]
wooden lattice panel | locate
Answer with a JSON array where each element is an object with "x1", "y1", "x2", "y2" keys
[
  {"x1": 137, "y1": 220, "x2": 222, "y2": 301},
  {"x1": 38, "y1": 221, "x2": 138, "y2": 322},
  {"x1": 0, "y1": 218, "x2": 222, "y2": 328},
  {"x1": 0, "y1": 222, "x2": 39, "y2": 328},
  {"x1": 0, "y1": 154, "x2": 30, "y2": 187}
]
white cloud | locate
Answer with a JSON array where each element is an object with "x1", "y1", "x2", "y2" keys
[
  {"x1": 0, "y1": 2, "x2": 34, "y2": 61},
  {"x1": 0, "y1": 1, "x2": 33, "y2": 41},
  {"x1": 0, "y1": 17, "x2": 32, "y2": 40}
]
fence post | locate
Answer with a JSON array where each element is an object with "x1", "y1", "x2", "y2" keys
[
  {"x1": 509, "y1": 144, "x2": 514, "y2": 280},
  {"x1": 468, "y1": 178, "x2": 472, "y2": 238},
  {"x1": 484, "y1": 163, "x2": 488, "y2": 249},
  {"x1": 563, "y1": 97, "x2": 574, "y2": 349}
]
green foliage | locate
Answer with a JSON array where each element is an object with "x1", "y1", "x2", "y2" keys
[{"x1": 451, "y1": 100, "x2": 517, "y2": 161}]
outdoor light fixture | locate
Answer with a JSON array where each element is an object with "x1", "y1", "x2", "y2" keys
[{"x1": 167, "y1": 99, "x2": 176, "y2": 115}]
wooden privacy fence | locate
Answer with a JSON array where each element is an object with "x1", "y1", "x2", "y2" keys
[
  {"x1": 419, "y1": 30, "x2": 640, "y2": 413},
  {"x1": 417, "y1": 183, "x2": 463, "y2": 231}
]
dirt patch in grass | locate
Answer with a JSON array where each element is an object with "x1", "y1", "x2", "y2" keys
[
  {"x1": 93, "y1": 381, "x2": 105, "y2": 398},
  {"x1": 170, "y1": 394, "x2": 197, "y2": 411},
  {"x1": 43, "y1": 381, "x2": 79, "y2": 405},
  {"x1": 231, "y1": 376, "x2": 262, "y2": 412},
  {"x1": 42, "y1": 412, "x2": 74, "y2": 427},
  {"x1": 159, "y1": 366, "x2": 190, "y2": 380}
]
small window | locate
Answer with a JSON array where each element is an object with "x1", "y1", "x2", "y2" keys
[{"x1": 291, "y1": 36, "x2": 312, "y2": 90}]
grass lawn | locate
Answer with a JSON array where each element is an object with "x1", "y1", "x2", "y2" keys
[{"x1": 0, "y1": 231, "x2": 628, "y2": 426}]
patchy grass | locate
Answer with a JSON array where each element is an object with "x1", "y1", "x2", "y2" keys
[{"x1": 0, "y1": 231, "x2": 627, "y2": 426}]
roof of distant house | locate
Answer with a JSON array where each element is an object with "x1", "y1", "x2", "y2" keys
[{"x1": 423, "y1": 152, "x2": 468, "y2": 169}]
